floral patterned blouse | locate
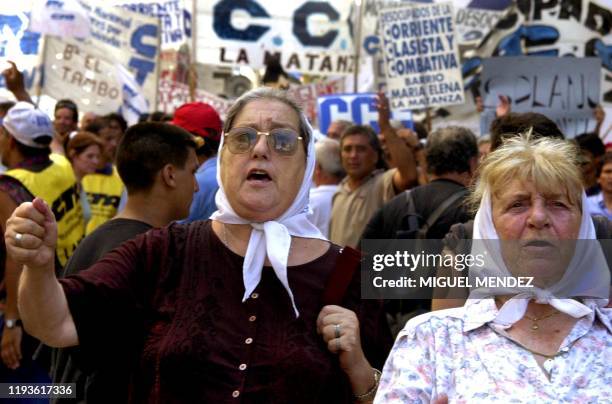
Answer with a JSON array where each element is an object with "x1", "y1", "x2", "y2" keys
[{"x1": 375, "y1": 299, "x2": 612, "y2": 403}]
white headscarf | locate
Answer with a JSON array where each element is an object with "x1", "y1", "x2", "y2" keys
[
  {"x1": 210, "y1": 109, "x2": 326, "y2": 318},
  {"x1": 468, "y1": 190, "x2": 610, "y2": 328}
]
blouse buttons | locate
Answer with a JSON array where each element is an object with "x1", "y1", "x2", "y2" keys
[
  {"x1": 245, "y1": 337, "x2": 253, "y2": 344},
  {"x1": 248, "y1": 315, "x2": 257, "y2": 322},
  {"x1": 232, "y1": 390, "x2": 240, "y2": 398},
  {"x1": 239, "y1": 363, "x2": 247, "y2": 371},
  {"x1": 251, "y1": 293, "x2": 259, "y2": 299}
]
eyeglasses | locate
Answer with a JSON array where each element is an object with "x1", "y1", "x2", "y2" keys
[{"x1": 225, "y1": 127, "x2": 303, "y2": 156}]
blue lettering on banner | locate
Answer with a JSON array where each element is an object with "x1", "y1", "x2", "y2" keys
[
  {"x1": 183, "y1": 9, "x2": 192, "y2": 38},
  {"x1": 293, "y1": 2, "x2": 339, "y2": 47},
  {"x1": 318, "y1": 93, "x2": 414, "y2": 134},
  {"x1": 319, "y1": 97, "x2": 349, "y2": 134},
  {"x1": 363, "y1": 35, "x2": 380, "y2": 56},
  {"x1": 128, "y1": 23, "x2": 158, "y2": 86},
  {"x1": 130, "y1": 24, "x2": 157, "y2": 58},
  {"x1": 51, "y1": 14, "x2": 75, "y2": 21},
  {"x1": 380, "y1": 3, "x2": 464, "y2": 109},
  {"x1": 212, "y1": 0, "x2": 343, "y2": 47},
  {"x1": 213, "y1": 0, "x2": 270, "y2": 41}
]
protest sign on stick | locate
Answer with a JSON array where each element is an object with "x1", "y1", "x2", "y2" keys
[
  {"x1": 480, "y1": 57, "x2": 601, "y2": 138},
  {"x1": 317, "y1": 93, "x2": 413, "y2": 134},
  {"x1": 379, "y1": 2, "x2": 464, "y2": 110},
  {"x1": 42, "y1": 2, "x2": 159, "y2": 117}
]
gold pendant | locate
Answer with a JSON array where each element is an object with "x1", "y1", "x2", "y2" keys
[{"x1": 531, "y1": 324, "x2": 539, "y2": 331}]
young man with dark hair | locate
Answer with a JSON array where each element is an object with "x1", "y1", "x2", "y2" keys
[
  {"x1": 576, "y1": 132, "x2": 606, "y2": 196},
  {"x1": 51, "y1": 122, "x2": 199, "y2": 403},
  {"x1": 587, "y1": 151, "x2": 612, "y2": 220},
  {"x1": 171, "y1": 102, "x2": 223, "y2": 221},
  {"x1": 0, "y1": 102, "x2": 84, "y2": 373}
]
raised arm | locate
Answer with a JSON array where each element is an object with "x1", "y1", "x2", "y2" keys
[
  {"x1": 2, "y1": 61, "x2": 33, "y2": 104},
  {"x1": 376, "y1": 92, "x2": 418, "y2": 191},
  {"x1": 4, "y1": 198, "x2": 78, "y2": 348}
]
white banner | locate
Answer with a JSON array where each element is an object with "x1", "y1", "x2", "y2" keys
[
  {"x1": 361, "y1": 0, "x2": 509, "y2": 92},
  {"x1": 29, "y1": 0, "x2": 91, "y2": 39},
  {"x1": 195, "y1": 0, "x2": 356, "y2": 75},
  {"x1": 113, "y1": 0, "x2": 192, "y2": 50},
  {"x1": 480, "y1": 57, "x2": 601, "y2": 138},
  {"x1": 42, "y1": 1, "x2": 159, "y2": 116},
  {"x1": 380, "y1": 2, "x2": 465, "y2": 109}
]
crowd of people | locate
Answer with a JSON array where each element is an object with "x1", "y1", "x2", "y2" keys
[{"x1": 0, "y1": 57, "x2": 610, "y2": 403}]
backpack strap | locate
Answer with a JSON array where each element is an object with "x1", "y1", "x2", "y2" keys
[
  {"x1": 417, "y1": 188, "x2": 469, "y2": 238},
  {"x1": 403, "y1": 190, "x2": 420, "y2": 236},
  {"x1": 322, "y1": 246, "x2": 362, "y2": 306}
]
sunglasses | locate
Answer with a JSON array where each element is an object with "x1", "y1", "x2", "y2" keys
[{"x1": 225, "y1": 127, "x2": 303, "y2": 156}]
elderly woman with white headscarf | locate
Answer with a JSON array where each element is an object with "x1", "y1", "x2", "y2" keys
[
  {"x1": 375, "y1": 134, "x2": 611, "y2": 403},
  {"x1": 5, "y1": 88, "x2": 391, "y2": 403}
]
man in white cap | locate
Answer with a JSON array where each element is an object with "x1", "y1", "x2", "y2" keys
[{"x1": 0, "y1": 102, "x2": 84, "y2": 372}]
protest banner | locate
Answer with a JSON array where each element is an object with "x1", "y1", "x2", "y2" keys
[
  {"x1": 157, "y1": 78, "x2": 232, "y2": 118},
  {"x1": 0, "y1": 4, "x2": 43, "y2": 98},
  {"x1": 480, "y1": 57, "x2": 601, "y2": 138},
  {"x1": 360, "y1": 0, "x2": 510, "y2": 92},
  {"x1": 287, "y1": 78, "x2": 346, "y2": 127},
  {"x1": 454, "y1": 7, "x2": 503, "y2": 45},
  {"x1": 379, "y1": 2, "x2": 465, "y2": 109},
  {"x1": 29, "y1": 0, "x2": 91, "y2": 39},
  {"x1": 42, "y1": 1, "x2": 159, "y2": 117},
  {"x1": 195, "y1": 0, "x2": 356, "y2": 75},
  {"x1": 113, "y1": 0, "x2": 192, "y2": 50},
  {"x1": 317, "y1": 93, "x2": 413, "y2": 134}
]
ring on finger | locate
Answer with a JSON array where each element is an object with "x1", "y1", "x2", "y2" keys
[
  {"x1": 15, "y1": 233, "x2": 23, "y2": 245},
  {"x1": 334, "y1": 338, "x2": 341, "y2": 352},
  {"x1": 334, "y1": 323, "x2": 341, "y2": 339}
]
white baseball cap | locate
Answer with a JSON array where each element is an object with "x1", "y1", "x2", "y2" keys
[{"x1": 2, "y1": 102, "x2": 53, "y2": 148}]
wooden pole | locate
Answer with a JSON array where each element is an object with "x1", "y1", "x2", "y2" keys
[{"x1": 352, "y1": 0, "x2": 365, "y2": 93}]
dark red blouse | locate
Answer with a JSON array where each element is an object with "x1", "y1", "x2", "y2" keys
[{"x1": 60, "y1": 220, "x2": 391, "y2": 403}]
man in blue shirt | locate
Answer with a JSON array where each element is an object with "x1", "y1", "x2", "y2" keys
[{"x1": 172, "y1": 102, "x2": 222, "y2": 221}]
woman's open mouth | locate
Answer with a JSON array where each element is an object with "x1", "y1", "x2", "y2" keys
[{"x1": 247, "y1": 169, "x2": 272, "y2": 183}]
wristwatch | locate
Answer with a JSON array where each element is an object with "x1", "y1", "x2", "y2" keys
[{"x1": 4, "y1": 319, "x2": 22, "y2": 329}]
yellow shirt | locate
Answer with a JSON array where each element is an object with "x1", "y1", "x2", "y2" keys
[
  {"x1": 82, "y1": 166, "x2": 124, "y2": 235},
  {"x1": 4, "y1": 161, "x2": 85, "y2": 266}
]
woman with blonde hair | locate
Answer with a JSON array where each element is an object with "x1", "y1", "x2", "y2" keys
[{"x1": 376, "y1": 134, "x2": 611, "y2": 402}]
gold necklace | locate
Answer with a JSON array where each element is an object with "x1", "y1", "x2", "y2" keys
[{"x1": 523, "y1": 310, "x2": 560, "y2": 331}]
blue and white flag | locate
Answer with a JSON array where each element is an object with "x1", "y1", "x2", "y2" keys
[{"x1": 115, "y1": 63, "x2": 149, "y2": 126}]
